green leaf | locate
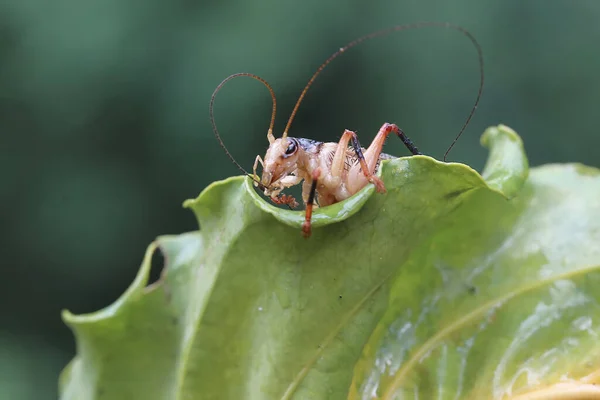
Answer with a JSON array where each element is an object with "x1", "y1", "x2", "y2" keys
[{"x1": 59, "y1": 125, "x2": 600, "y2": 399}]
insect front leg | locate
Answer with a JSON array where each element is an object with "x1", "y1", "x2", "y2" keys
[
  {"x1": 269, "y1": 174, "x2": 302, "y2": 208},
  {"x1": 302, "y1": 168, "x2": 321, "y2": 238},
  {"x1": 270, "y1": 194, "x2": 299, "y2": 208},
  {"x1": 253, "y1": 155, "x2": 264, "y2": 185}
]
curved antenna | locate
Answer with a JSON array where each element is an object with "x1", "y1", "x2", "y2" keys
[
  {"x1": 209, "y1": 72, "x2": 278, "y2": 189},
  {"x1": 281, "y1": 22, "x2": 484, "y2": 162},
  {"x1": 441, "y1": 25, "x2": 484, "y2": 161}
]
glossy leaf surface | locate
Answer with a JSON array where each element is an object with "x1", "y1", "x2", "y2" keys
[{"x1": 60, "y1": 125, "x2": 600, "y2": 399}]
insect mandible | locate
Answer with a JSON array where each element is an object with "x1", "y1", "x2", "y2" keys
[{"x1": 210, "y1": 22, "x2": 484, "y2": 238}]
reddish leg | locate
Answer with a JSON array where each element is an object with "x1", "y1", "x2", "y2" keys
[
  {"x1": 348, "y1": 133, "x2": 386, "y2": 193},
  {"x1": 348, "y1": 123, "x2": 420, "y2": 194},
  {"x1": 362, "y1": 123, "x2": 420, "y2": 170},
  {"x1": 270, "y1": 194, "x2": 299, "y2": 208},
  {"x1": 302, "y1": 168, "x2": 321, "y2": 238}
]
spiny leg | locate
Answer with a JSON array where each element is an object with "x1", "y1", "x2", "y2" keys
[
  {"x1": 270, "y1": 194, "x2": 299, "y2": 208},
  {"x1": 395, "y1": 125, "x2": 421, "y2": 156},
  {"x1": 347, "y1": 131, "x2": 386, "y2": 193},
  {"x1": 302, "y1": 168, "x2": 321, "y2": 238},
  {"x1": 362, "y1": 123, "x2": 420, "y2": 167},
  {"x1": 326, "y1": 129, "x2": 387, "y2": 194},
  {"x1": 348, "y1": 123, "x2": 420, "y2": 193},
  {"x1": 269, "y1": 175, "x2": 302, "y2": 208},
  {"x1": 330, "y1": 130, "x2": 355, "y2": 179}
]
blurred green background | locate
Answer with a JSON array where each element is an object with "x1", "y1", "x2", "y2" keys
[{"x1": 1, "y1": 0, "x2": 599, "y2": 398}]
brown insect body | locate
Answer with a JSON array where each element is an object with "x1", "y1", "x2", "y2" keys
[
  {"x1": 210, "y1": 22, "x2": 485, "y2": 238},
  {"x1": 252, "y1": 121, "x2": 421, "y2": 238},
  {"x1": 255, "y1": 130, "x2": 399, "y2": 208}
]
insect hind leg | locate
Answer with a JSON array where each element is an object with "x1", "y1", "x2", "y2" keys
[
  {"x1": 363, "y1": 122, "x2": 421, "y2": 161},
  {"x1": 347, "y1": 132, "x2": 386, "y2": 193},
  {"x1": 348, "y1": 123, "x2": 420, "y2": 193},
  {"x1": 395, "y1": 126, "x2": 421, "y2": 156}
]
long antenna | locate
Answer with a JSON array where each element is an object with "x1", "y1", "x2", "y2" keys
[
  {"x1": 281, "y1": 22, "x2": 484, "y2": 161},
  {"x1": 209, "y1": 72, "x2": 278, "y2": 189}
]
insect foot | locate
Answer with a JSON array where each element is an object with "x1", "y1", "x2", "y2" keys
[
  {"x1": 369, "y1": 176, "x2": 386, "y2": 193},
  {"x1": 271, "y1": 194, "x2": 299, "y2": 209}
]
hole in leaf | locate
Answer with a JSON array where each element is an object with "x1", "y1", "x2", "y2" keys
[
  {"x1": 145, "y1": 247, "x2": 165, "y2": 289},
  {"x1": 252, "y1": 183, "x2": 304, "y2": 210}
]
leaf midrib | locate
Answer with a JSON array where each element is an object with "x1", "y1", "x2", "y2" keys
[{"x1": 280, "y1": 270, "x2": 393, "y2": 399}]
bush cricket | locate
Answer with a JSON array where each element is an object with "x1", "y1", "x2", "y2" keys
[{"x1": 210, "y1": 22, "x2": 484, "y2": 238}]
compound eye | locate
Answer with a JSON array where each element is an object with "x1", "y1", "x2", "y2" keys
[{"x1": 284, "y1": 139, "x2": 297, "y2": 156}]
